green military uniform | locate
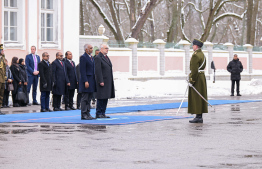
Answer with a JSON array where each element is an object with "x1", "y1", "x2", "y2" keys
[
  {"x1": 0, "y1": 44, "x2": 6, "y2": 111},
  {"x1": 188, "y1": 41, "x2": 208, "y2": 115}
]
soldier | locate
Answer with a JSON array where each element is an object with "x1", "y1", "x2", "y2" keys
[
  {"x1": 188, "y1": 39, "x2": 208, "y2": 123},
  {"x1": 0, "y1": 44, "x2": 6, "y2": 115}
]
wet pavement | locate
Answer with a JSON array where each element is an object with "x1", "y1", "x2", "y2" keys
[{"x1": 0, "y1": 95, "x2": 262, "y2": 168}]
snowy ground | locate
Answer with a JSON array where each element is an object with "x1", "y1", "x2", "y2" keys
[{"x1": 114, "y1": 71, "x2": 262, "y2": 99}]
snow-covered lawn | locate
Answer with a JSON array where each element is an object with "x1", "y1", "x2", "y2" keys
[{"x1": 114, "y1": 71, "x2": 262, "y2": 99}]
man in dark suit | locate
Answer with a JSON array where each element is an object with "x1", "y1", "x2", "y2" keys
[
  {"x1": 64, "y1": 51, "x2": 78, "y2": 110},
  {"x1": 79, "y1": 44, "x2": 96, "y2": 120},
  {"x1": 94, "y1": 44, "x2": 115, "y2": 118},
  {"x1": 25, "y1": 46, "x2": 41, "y2": 105},
  {"x1": 38, "y1": 52, "x2": 52, "y2": 112},
  {"x1": 52, "y1": 52, "x2": 70, "y2": 111}
]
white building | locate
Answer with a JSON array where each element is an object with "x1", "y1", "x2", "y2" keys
[{"x1": 0, "y1": 0, "x2": 79, "y2": 63}]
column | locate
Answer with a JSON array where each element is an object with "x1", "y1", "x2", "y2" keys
[
  {"x1": 153, "y1": 39, "x2": 166, "y2": 76},
  {"x1": 204, "y1": 41, "x2": 214, "y2": 75},
  {"x1": 224, "y1": 42, "x2": 234, "y2": 63},
  {"x1": 125, "y1": 38, "x2": 139, "y2": 76},
  {"x1": 243, "y1": 44, "x2": 253, "y2": 74},
  {"x1": 178, "y1": 40, "x2": 191, "y2": 75}
]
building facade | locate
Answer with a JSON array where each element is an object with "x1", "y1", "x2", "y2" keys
[{"x1": 0, "y1": 0, "x2": 79, "y2": 63}]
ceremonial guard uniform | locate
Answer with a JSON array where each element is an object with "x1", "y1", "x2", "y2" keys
[
  {"x1": 0, "y1": 44, "x2": 6, "y2": 115},
  {"x1": 188, "y1": 39, "x2": 208, "y2": 123}
]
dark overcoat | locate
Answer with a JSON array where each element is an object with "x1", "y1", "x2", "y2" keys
[
  {"x1": 188, "y1": 49, "x2": 208, "y2": 114},
  {"x1": 64, "y1": 59, "x2": 78, "y2": 90},
  {"x1": 94, "y1": 52, "x2": 115, "y2": 99},
  {"x1": 227, "y1": 59, "x2": 243, "y2": 81},
  {"x1": 79, "y1": 53, "x2": 96, "y2": 93},
  {"x1": 19, "y1": 64, "x2": 28, "y2": 83},
  {"x1": 10, "y1": 65, "x2": 22, "y2": 95},
  {"x1": 52, "y1": 59, "x2": 69, "y2": 95},
  {"x1": 76, "y1": 64, "x2": 81, "y2": 93},
  {"x1": 38, "y1": 60, "x2": 52, "y2": 92}
]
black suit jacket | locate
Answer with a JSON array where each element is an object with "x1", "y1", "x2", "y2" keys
[
  {"x1": 64, "y1": 59, "x2": 78, "y2": 90},
  {"x1": 39, "y1": 60, "x2": 52, "y2": 92},
  {"x1": 52, "y1": 59, "x2": 69, "y2": 95}
]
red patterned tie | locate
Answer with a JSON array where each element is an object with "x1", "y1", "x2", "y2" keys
[
  {"x1": 71, "y1": 61, "x2": 74, "y2": 67},
  {"x1": 61, "y1": 62, "x2": 63, "y2": 66}
]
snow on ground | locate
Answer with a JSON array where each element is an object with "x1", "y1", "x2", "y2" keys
[{"x1": 113, "y1": 71, "x2": 262, "y2": 99}]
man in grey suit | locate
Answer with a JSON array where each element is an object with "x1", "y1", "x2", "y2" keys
[{"x1": 94, "y1": 44, "x2": 115, "y2": 118}]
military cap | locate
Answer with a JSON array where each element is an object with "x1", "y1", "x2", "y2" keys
[
  {"x1": 192, "y1": 39, "x2": 203, "y2": 48},
  {"x1": 0, "y1": 44, "x2": 3, "y2": 50}
]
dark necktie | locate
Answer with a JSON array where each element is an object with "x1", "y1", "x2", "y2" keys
[{"x1": 60, "y1": 61, "x2": 63, "y2": 66}]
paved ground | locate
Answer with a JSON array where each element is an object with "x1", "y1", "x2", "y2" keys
[{"x1": 0, "y1": 95, "x2": 262, "y2": 169}]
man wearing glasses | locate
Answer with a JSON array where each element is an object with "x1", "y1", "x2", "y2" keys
[{"x1": 51, "y1": 52, "x2": 70, "y2": 111}]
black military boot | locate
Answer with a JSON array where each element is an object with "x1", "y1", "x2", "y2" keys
[{"x1": 189, "y1": 114, "x2": 203, "y2": 123}]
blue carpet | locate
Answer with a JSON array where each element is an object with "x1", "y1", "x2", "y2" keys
[{"x1": 0, "y1": 99, "x2": 260, "y2": 125}]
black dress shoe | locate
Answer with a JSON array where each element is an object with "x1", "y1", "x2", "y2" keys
[
  {"x1": 13, "y1": 103, "x2": 20, "y2": 107},
  {"x1": 77, "y1": 107, "x2": 81, "y2": 110},
  {"x1": 69, "y1": 107, "x2": 76, "y2": 110},
  {"x1": 53, "y1": 108, "x2": 60, "y2": 111},
  {"x1": 102, "y1": 115, "x2": 110, "y2": 118},
  {"x1": 230, "y1": 94, "x2": 234, "y2": 96},
  {"x1": 96, "y1": 115, "x2": 104, "y2": 118},
  {"x1": 33, "y1": 102, "x2": 40, "y2": 105},
  {"x1": 0, "y1": 111, "x2": 5, "y2": 115},
  {"x1": 237, "y1": 94, "x2": 242, "y2": 96},
  {"x1": 65, "y1": 107, "x2": 71, "y2": 110},
  {"x1": 81, "y1": 116, "x2": 96, "y2": 120},
  {"x1": 41, "y1": 109, "x2": 47, "y2": 112},
  {"x1": 59, "y1": 108, "x2": 64, "y2": 111},
  {"x1": 47, "y1": 109, "x2": 53, "y2": 112},
  {"x1": 2, "y1": 105, "x2": 7, "y2": 108},
  {"x1": 189, "y1": 117, "x2": 203, "y2": 123}
]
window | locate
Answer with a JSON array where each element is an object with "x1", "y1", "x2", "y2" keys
[
  {"x1": 41, "y1": 0, "x2": 54, "y2": 42},
  {"x1": 4, "y1": 0, "x2": 18, "y2": 42}
]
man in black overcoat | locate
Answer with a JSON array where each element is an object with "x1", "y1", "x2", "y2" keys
[
  {"x1": 64, "y1": 51, "x2": 78, "y2": 110},
  {"x1": 38, "y1": 52, "x2": 52, "y2": 112},
  {"x1": 94, "y1": 44, "x2": 115, "y2": 118},
  {"x1": 227, "y1": 54, "x2": 243, "y2": 96},
  {"x1": 52, "y1": 52, "x2": 70, "y2": 111},
  {"x1": 79, "y1": 44, "x2": 96, "y2": 120}
]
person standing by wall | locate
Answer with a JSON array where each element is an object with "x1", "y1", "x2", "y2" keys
[
  {"x1": 3, "y1": 59, "x2": 13, "y2": 108},
  {"x1": 188, "y1": 39, "x2": 208, "y2": 123},
  {"x1": 52, "y1": 52, "x2": 70, "y2": 111},
  {"x1": 39, "y1": 52, "x2": 53, "y2": 112},
  {"x1": 76, "y1": 63, "x2": 81, "y2": 110},
  {"x1": 18, "y1": 58, "x2": 28, "y2": 106},
  {"x1": 0, "y1": 44, "x2": 6, "y2": 114},
  {"x1": 64, "y1": 51, "x2": 78, "y2": 110},
  {"x1": 25, "y1": 46, "x2": 41, "y2": 105},
  {"x1": 10, "y1": 57, "x2": 21, "y2": 107},
  {"x1": 227, "y1": 54, "x2": 243, "y2": 96},
  {"x1": 94, "y1": 44, "x2": 115, "y2": 118}
]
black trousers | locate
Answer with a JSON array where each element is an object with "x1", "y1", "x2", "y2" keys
[
  {"x1": 231, "y1": 80, "x2": 240, "y2": 94},
  {"x1": 53, "y1": 94, "x2": 62, "y2": 109},
  {"x1": 77, "y1": 93, "x2": 82, "y2": 108},
  {"x1": 81, "y1": 92, "x2": 93, "y2": 116},
  {"x1": 96, "y1": 99, "x2": 108, "y2": 116},
  {"x1": 65, "y1": 89, "x2": 75, "y2": 108},
  {"x1": 3, "y1": 88, "x2": 10, "y2": 106}
]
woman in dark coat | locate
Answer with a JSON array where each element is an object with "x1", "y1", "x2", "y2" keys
[
  {"x1": 10, "y1": 57, "x2": 22, "y2": 107},
  {"x1": 18, "y1": 58, "x2": 28, "y2": 106}
]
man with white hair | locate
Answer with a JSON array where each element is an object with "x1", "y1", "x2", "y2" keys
[
  {"x1": 79, "y1": 44, "x2": 96, "y2": 120},
  {"x1": 94, "y1": 44, "x2": 115, "y2": 118}
]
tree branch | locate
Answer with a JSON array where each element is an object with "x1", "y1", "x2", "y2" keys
[{"x1": 213, "y1": 12, "x2": 244, "y2": 24}]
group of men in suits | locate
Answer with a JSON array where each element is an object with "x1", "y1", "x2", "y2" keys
[
  {"x1": 79, "y1": 44, "x2": 115, "y2": 120},
  {"x1": 26, "y1": 44, "x2": 115, "y2": 120}
]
